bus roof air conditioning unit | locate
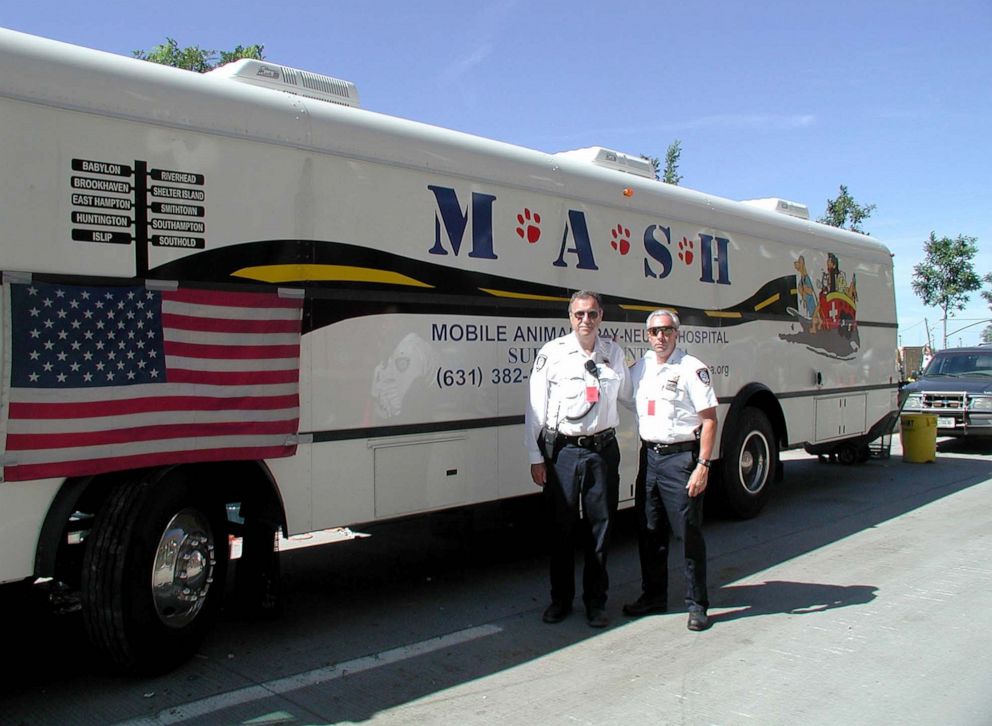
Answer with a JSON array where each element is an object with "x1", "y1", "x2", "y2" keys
[
  {"x1": 554, "y1": 147, "x2": 657, "y2": 180},
  {"x1": 740, "y1": 198, "x2": 810, "y2": 220},
  {"x1": 209, "y1": 59, "x2": 360, "y2": 108}
]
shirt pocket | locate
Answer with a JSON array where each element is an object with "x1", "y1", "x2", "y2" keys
[
  {"x1": 557, "y1": 376, "x2": 591, "y2": 419},
  {"x1": 597, "y1": 365, "x2": 621, "y2": 402}
]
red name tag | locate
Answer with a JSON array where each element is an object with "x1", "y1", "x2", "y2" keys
[
  {"x1": 586, "y1": 386, "x2": 599, "y2": 403},
  {"x1": 647, "y1": 400, "x2": 656, "y2": 416}
]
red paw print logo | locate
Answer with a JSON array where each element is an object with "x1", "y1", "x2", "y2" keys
[
  {"x1": 678, "y1": 237, "x2": 694, "y2": 265},
  {"x1": 610, "y1": 224, "x2": 631, "y2": 255},
  {"x1": 516, "y1": 208, "x2": 541, "y2": 244}
]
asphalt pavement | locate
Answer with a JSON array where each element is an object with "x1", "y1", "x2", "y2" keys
[{"x1": 2, "y1": 434, "x2": 991, "y2": 725}]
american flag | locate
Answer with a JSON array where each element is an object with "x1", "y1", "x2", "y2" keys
[{"x1": 1, "y1": 279, "x2": 303, "y2": 482}]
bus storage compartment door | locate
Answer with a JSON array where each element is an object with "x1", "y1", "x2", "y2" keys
[{"x1": 370, "y1": 431, "x2": 476, "y2": 518}]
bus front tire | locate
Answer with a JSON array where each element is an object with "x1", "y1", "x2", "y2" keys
[{"x1": 718, "y1": 407, "x2": 777, "y2": 519}]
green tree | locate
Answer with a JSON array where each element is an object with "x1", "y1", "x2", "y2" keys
[
  {"x1": 911, "y1": 232, "x2": 982, "y2": 347},
  {"x1": 818, "y1": 184, "x2": 875, "y2": 234},
  {"x1": 641, "y1": 140, "x2": 683, "y2": 184},
  {"x1": 981, "y1": 272, "x2": 992, "y2": 344},
  {"x1": 133, "y1": 38, "x2": 264, "y2": 72},
  {"x1": 662, "y1": 139, "x2": 683, "y2": 185},
  {"x1": 640, "y1": 154, "x2": 661, "y2": 181}
]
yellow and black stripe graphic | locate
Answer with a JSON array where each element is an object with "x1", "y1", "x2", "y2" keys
[{"x1": 148, "y1": 239, "x2": 804, "y2": 333}]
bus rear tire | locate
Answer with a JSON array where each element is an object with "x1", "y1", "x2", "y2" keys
[
  {"x1": 719, "y1": 407, "x2": 777, "y2": 519},
  {"x1": 81, "y1": 469, "x2": 228, "y2": 674}
]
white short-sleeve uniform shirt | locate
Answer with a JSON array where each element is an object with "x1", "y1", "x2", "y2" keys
[{"x1": 629, "y1": 348, "x2": 717, "y2": 444}]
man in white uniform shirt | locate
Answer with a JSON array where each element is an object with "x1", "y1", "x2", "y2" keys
[
  {"x1": 525, "y1": 291, "x2": 631, "y2": 628},
  {"x1": 622, "y1": 308, "x2": 717, "y2": 631}
]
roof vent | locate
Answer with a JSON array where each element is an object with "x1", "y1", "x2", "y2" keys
[
  {"x1": 554, "y1": 147, "x2": 657, "y2": 180},
  {"x1": 208, "y1": 59, "x2": 360, "y2": 108},
  {"x1": 740, "y1": 198, "x2": 810, "y2": 220}
]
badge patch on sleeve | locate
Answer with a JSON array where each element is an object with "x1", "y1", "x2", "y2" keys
[
  {"x1": 696, "y1": 368, "x2": 711, "y2": 386},
  {"x1": 535, "y1": 354, "x2": 547, "y2": 372}
]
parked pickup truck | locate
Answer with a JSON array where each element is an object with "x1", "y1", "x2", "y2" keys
[{"x1": 900, "y1": 346, "x2": 992, "y2": 439}]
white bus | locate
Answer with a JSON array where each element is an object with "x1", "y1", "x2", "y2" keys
[{"x1": 0, "y1": 28, "x2": 900, "y2": 671}]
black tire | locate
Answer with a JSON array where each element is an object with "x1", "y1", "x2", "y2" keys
[
  {"x1": 836, "y1": 442, "x2": 859, "y2": 465},
  {"x1": 719, "y1": 407, "x2": 777, "y2": 519},
  {"x1": 81, "y1": 469, "x2": 228, "y2": 674}
]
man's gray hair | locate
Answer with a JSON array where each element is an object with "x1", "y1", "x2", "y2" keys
[
  {"x1": 570, "y1": 290, "x2": 603, "y2": 310},
  {"x1": 646, "y1": 308, "x2": 680, "y2": 329}
]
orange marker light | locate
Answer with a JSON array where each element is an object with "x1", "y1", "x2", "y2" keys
[{"x1": 623, "y1": 187, "x2": 634, "y2": 197}]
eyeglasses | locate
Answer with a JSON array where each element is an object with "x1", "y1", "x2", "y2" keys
[
  {"x1": 647, "y1": 326, "x2": 677, "y2": 337},
  {"x1": 571, "y1": 309, "x2": 601, "y2": 320}
]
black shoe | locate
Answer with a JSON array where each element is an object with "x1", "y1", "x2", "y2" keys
[
  {"x1": 687, "y1": 609, "x2": 710, "y2": 631},
  {"x1": 586, "y1": 607, "x2": 609, "y2": 628},
  {"x1": 542, "y1": 602, "x2": 572, "y2": 624},
  {"x1": 622, "y1": 595, "x2": 668, "y2": 617}
]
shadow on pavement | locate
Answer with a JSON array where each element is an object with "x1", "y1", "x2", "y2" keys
[
  {"x1": 710, "y1": 580, "x2": 878, "y2": 625},
  {"x1": 1, "y1": 445, "x2": 989, "y2": 723}
]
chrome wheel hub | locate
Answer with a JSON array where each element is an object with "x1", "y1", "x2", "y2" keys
[{"x1": 151, "y1": 508, "x2": 216, "y2": 628}]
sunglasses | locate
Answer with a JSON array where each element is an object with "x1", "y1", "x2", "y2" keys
[
  {"x1": 571, "y1": 309, "x2": 601, "y2": 320},
  {"x1": 647, "y1": 326, "x2": 677, "y2": 337}
]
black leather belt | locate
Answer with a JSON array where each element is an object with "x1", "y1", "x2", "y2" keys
[
  {"x1": 642, "y1": 439, "x2": 697, "y2": 455},
  {"x1": 554, "y1": 428, "x2": 616, "y2": 451}
]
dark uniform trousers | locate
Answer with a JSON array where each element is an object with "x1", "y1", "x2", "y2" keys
[
  {"x1": 543, "y1": 439, "x2": 620, "y2": 610},
  {"x1": 636, "y1": 447, "x2": 709, "y2": 611}
]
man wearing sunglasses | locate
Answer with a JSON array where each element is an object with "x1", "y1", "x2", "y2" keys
[
  {"x1": 622, "y1": 308, "x2": 717, "y2": 631},
  {"x1": 525, "y1": 291, "x2": 631, "y2": 628}
]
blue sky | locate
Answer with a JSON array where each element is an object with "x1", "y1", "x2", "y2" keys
[{"x1": 6, "y1": 1, "x2": 991, "y2": 347}]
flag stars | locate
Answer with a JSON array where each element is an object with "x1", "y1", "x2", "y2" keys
[{"x1": 13, "y1": 282, "x2": 168, "y2": 390}]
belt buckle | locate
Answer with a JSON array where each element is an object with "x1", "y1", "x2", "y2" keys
[{"x1": 576, "y1": 435, "x2": 592, "y2": 447}]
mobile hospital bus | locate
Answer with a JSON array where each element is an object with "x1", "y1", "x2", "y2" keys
[{"x1": 0, "y1": 28, "x2": 900, "y2": 671}]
